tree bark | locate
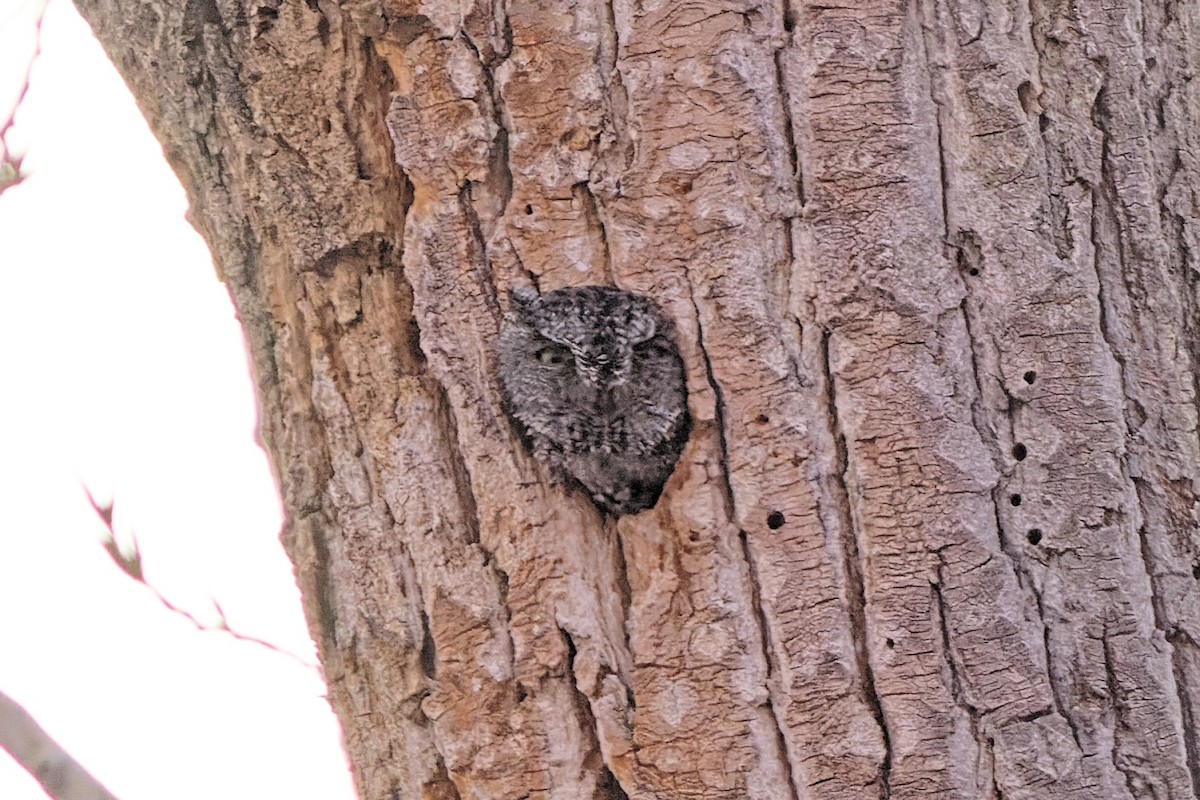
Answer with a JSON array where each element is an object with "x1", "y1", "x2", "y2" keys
[{"x1": 73, "y1": 0, "x2": 1200, "y2": 798}]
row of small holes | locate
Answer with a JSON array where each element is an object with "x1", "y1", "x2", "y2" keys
[
  {"x1": 1013, "y1": 431, "x2": 1039, "y2": 543},
  {"x1": 1013, "y1": 446, "x2": 1036, "y2": 543},
  {"x1": 1021, "y1": 370, "x2": 1036, "y2": 539},
  {"x1": 1015, "y1": 378, "x2": 1032, "y2": 533},
  {"x1": 961, "y1": 228, "x2": 1040, "y2": 540},
  {"x1": 763, "y1": 374, "x2": 1037, "y2": 536},
  {"x1": 766, "y1": 500, "x2": 1044, "y2": 540}
]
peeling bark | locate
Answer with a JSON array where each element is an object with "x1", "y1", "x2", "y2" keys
[{"x1": 73, "y1": 0, "x2": 1200, "y2": 798}]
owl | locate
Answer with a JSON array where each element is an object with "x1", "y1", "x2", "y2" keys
[{"x1": 498, "y1": 285, "x2": 690, "y2": 515}]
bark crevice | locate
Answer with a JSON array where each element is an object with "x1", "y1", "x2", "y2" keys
[
  {"x1": 772, "y1": 25, "x2": 803, "y2": 207},
  {"x1": 597, "y1": 0, "x2": 631, "y2": 168},
  {"x1": 680, "y1": 271, "x2": 736, "y2": 522},
  {"x1": 819, "y1": 329, "x2": 892, "y2": 800},
  {"x1": 930, "y1": 561, "x2": 986, "y2": 790},
  {"x1": 1101, "y1": 630, "x2": 1142, "y2": 799},
  {"x1": 1027, "y1": 571, "x2": 1085, "y2": 754},
  {"x1": 461, "y1": 30, "x2": 514, "y2": 232},
  {"x1": 737, "y1": 528, "x2": 803, "y2": 800},
  {"x1": 574, "y1": 181, "x2": 615, "y2": 283},
  {"x1": 680, "y1": 253, "x2": 800, "y2": 798},
  {"x1": 559, "y1": 627, "x2": 633, "y2": 800}
]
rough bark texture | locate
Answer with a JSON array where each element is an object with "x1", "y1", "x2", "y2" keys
[{"x1": 73, "y1": 0, "x2": 1200, "y2": 798}]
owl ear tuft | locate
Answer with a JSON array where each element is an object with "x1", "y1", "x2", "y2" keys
[
  {"x1": 508, "y1": 286, "x2": 540, "y2": 313},
  {"x1": 626, "y1": 312, "x2": 657, "y2": 344}
]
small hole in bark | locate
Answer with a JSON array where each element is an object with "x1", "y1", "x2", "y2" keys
[
  {"x1": 755, "y1": 414, "x2": 770, "y2": 425},
  {"x1": 1039, "y1": 114, "x2": 1051, "y2": 132},
  {"x1": 524, "y1": 203, "x2": 534, "y2": 215},
  {"x1": 767, "y1": 511, "x2": 786, "y2": 530},
  {"x1": 1027, "y1": 529, "x2": 1042, "y2": 545},
  {"x1": 419, "y1": 625, "x2": 436, "y2": 677},
  {"x1": 515, "y1": 684, "x2": 527, "y2": 702},
  {"x1": 1146, "y1": 57, "x2": 1157, "y2": 70},
  {"x1": 885, "y1": 638, "x2": 895, "y2": 649},
  {"x1": 1193, "y1": 564, "x2": 1200, "y2": 579},
  {"x1": 1024, "y1": 370, "x2": 1037, "y2": 384},
  {"x1": 1013, "y1": 443, "x2": 1028, "y2": 461},
  {"x1": 1010, "y1": 493, "x2": 1022, "y2": 506},
  {"x1": 321, "y1": 118, "x2": 332, "y2": 134},
  {"x1": 954, "y1": 230, "x2": 982, "y2": 277},
  {"x1": 1017, "y1": 81, "x2": 1037, "y2": 114}
]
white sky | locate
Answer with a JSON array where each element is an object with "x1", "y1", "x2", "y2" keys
[{"x1": 0, "y1": 0, "x2": 356, "y2": 797}]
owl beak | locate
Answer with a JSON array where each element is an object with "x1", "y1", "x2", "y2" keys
[
  {"x1": 579, "y1": 357, "x2": 627, "y2": 388},
  {"x1": 578, "y1": 363, "x2": 607, "y2": 386}
]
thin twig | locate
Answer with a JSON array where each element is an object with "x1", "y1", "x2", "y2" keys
[
  {"x1": 0, "y1": 0, "x2": 48, "y2": 194},
  {"x1": 83, "y1": 487, "x2": 318, "y2": 671}
]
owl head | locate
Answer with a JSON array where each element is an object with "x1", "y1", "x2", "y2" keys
[{"x1": 507, "y1": 285, "x2": 662, "y2": 388}]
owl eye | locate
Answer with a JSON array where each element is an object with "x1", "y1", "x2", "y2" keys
[{"x1": 535, "y1": 345, "x2": 572, "y2": 367}]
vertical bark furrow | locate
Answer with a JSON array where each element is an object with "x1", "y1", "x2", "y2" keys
[
  {"x1": 1172, "y1": 648, "x2": 1200, "y2": 799},
  {"x1": 1077, "y1": 6, "x2": 1200, "y2": 794},
  {"x1": 794, "y1": 0, "x2": 1096, "y2": 796},
  {"x1": 923, "y1": 0, "x2": 1196, "y2": 795},
  {"x1": 929, "y1": 574, "x2": 986, "y2": 795},
  {"x1": 736, "y1": 526, "x2": 804, "y2": 800},
  {"x1": 770, "y1": 14, "x2": 803, "y2": 210},
  {"x1": 601, "y1": 1, "x2": 890, "y2": 795},
  {"x1": 459, "y1": 30, "x2": 515, "y2": 239},
  {"x1": 385, "y1": 7, "x2": 679, "y2": 797},
  {"x1": 680, "y1": 272, "x2": 739, "y2": 523},
  {"x1": 560, "y1": 627, "x2": 635, "y2": 800},
  {"x1": 818, "y1": 329, "x2": 894, "y2": 800}
]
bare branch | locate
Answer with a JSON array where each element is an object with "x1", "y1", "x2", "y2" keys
[
  {"x1": 83, "y1": 486, "x2": 318, "y2": 671},
  {"x1": 0, "y1": 689, "x2": 120, "y2": 800}
]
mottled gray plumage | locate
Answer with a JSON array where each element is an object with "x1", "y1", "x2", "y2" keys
[{"x1": 498, "y1": 285, "x2": 690, "y2": 515}]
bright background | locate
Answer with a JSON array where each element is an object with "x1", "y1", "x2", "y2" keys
[{"x1": 0, "y1": 0, "x2": 357, "y2": 797}]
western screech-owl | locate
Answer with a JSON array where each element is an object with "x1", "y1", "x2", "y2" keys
[{"x1": 498, "y1": 285, "x2": 690, "y2": 515}]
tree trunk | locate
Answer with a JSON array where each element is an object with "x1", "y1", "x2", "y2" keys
[{"x1": 73, "y1": 0, "x2": 1200, "y2": 797}]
